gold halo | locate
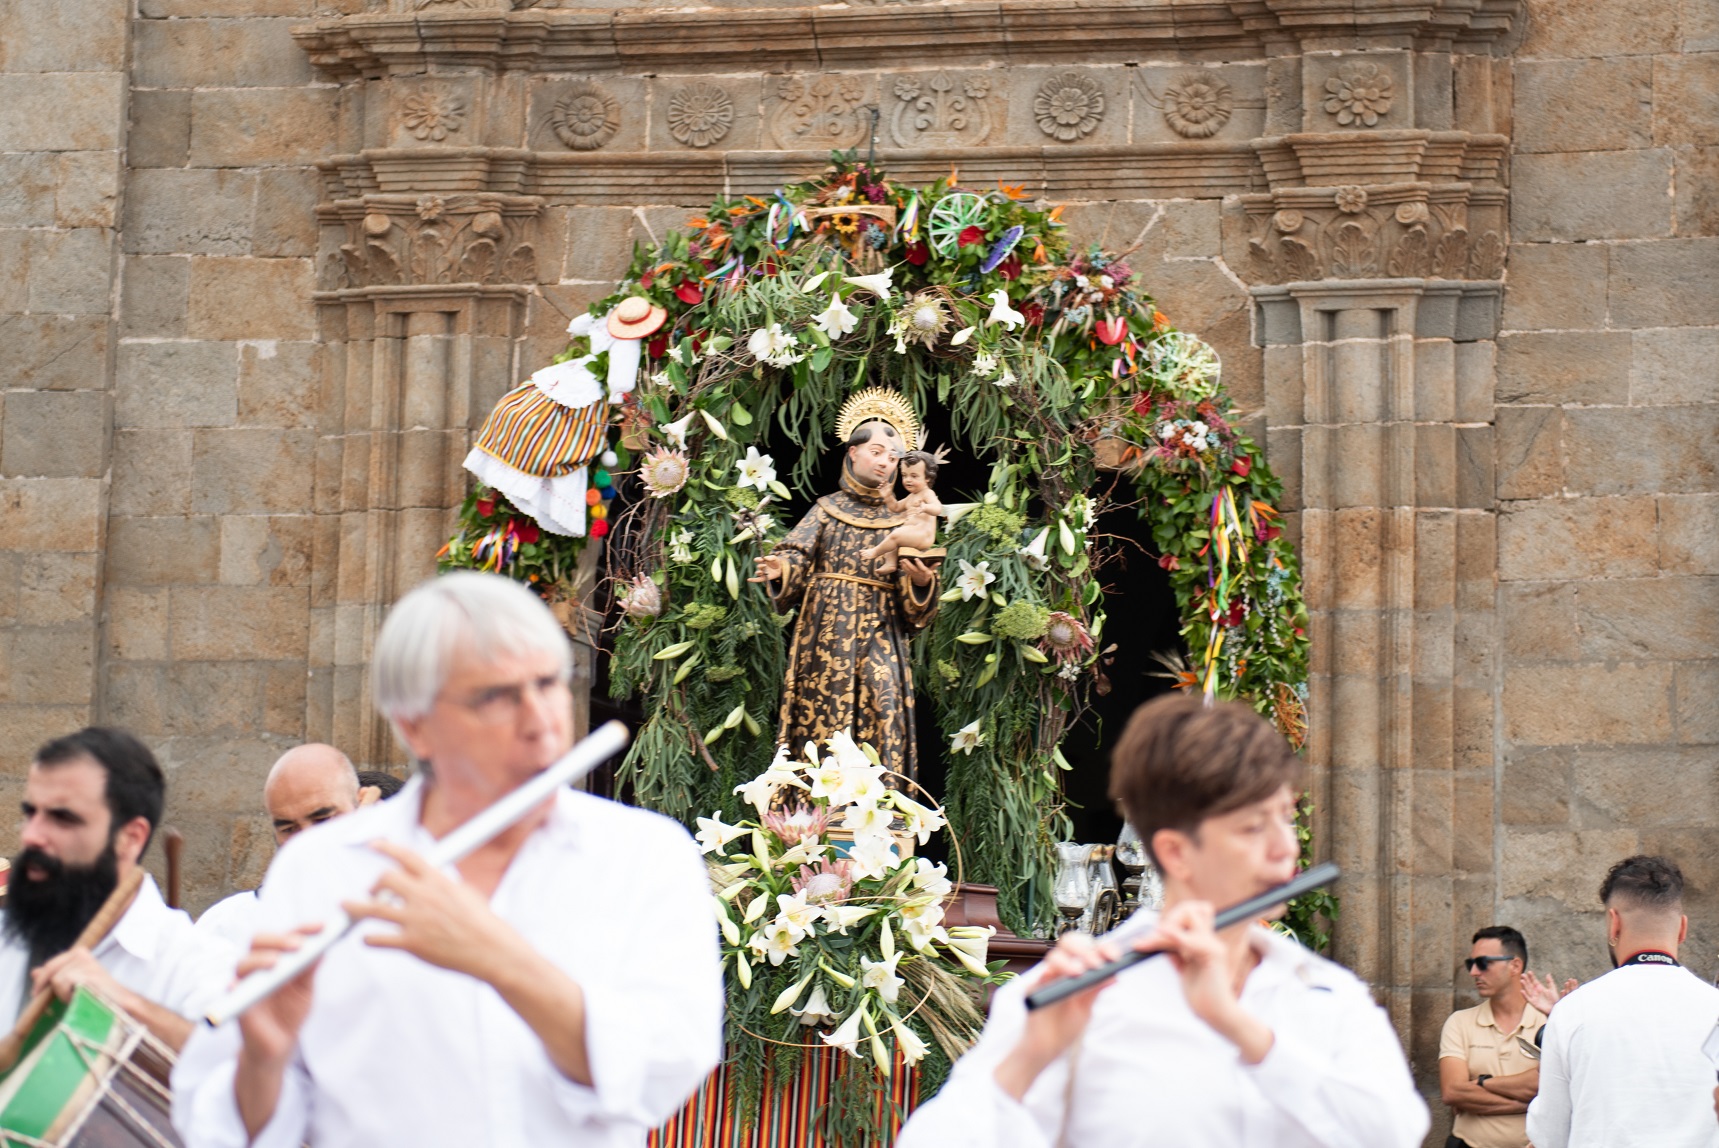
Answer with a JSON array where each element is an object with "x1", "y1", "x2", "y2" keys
[{"x1": 834, "y1": 386, "x2": 921, "y2": 452}]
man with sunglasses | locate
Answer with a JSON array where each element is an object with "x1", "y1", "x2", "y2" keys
[{"x1": 1438, "y1": 926, "x2": 1544, "y2": 1148}]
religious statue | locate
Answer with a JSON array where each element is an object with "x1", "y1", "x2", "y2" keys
[
  {"x1": 861, "y1": 445, "x2": 949, "y2": 575},
  {"x1": 750, "y1": 388, "x2": 940, "y2": 780}
]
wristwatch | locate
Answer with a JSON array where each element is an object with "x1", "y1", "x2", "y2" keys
[{"x1": 1476, "y1": 1074, "x2": 1493, "y2": 1089}]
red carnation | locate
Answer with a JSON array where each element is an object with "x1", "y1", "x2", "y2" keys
[
  {"x1": 997, "y1": 254, "x2": 1023, "y2": 280},
  {"x1": 958, "y1": 225, "x2": 985, "y2": 247},
  {"x1": 674, "y1": 280, "x2": 703, "y2": 306},
  {"x1": 475, "y1": 497, "x2": 496, "y2": 518},
  {"x1": 514, "y1": 518, "x2": 541, "y2": 544},
  {"x1": 863, "y1": 184, "x2": 888, "y2": 204},
  {"x1": 1021, "y1": 302, "x2": 1045, "y2": 327},
  {"x1": 904, "y1": 241, "x2": 930, "y2": 266},
  {"x1": 1230, "y1": 455, "x2": 1252, "y2": 477}
]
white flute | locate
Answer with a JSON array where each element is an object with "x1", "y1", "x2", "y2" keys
[{"x1": 203, "y1": 720, "x2": 631, "y2": 1027}]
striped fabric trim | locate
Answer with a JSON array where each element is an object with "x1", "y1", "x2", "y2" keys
[
  {"x1": 471, "y1": 382, "x2": 608, "y2": 479},
  {"x1": 650, "y1": 1044, "x2": 918, "y2": 1148}
]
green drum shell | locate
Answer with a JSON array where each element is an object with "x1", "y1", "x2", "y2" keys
[{"x1": 0, "y1": 987, "x2": 130, "y2": 1145}]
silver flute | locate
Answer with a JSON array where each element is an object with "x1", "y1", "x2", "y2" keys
[{"x1": 203, "y1": 721, "x2": 631, "y2": 1027}]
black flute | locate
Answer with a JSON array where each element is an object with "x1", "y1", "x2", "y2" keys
[{"x1": 1024, "y1": 862, "x2": 1342, "y2": 1010}]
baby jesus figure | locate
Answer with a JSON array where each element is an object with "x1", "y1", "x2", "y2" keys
[{"x1": 861, "y1": 446, "x2": 948, "y2": 575}]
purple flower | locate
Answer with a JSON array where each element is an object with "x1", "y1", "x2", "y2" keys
[{"x1": 980, "y1": 226, "x2": 1024, "y2": 274}]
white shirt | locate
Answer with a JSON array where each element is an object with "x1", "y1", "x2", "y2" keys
[
  {"x1": 1526, "y1": 960, "x2": 1719, "y2": 1148},
  {"x1": 0, "y1": 873, "x2": 238, "y2": 1023},
  {"x1": 171, "y1": 776, "x2": 723, "y2": 1148},
  {"x1": 898, "y1": 921, "x2": 1429, "y2": 1148},
  {"x1": 193, "y1": 891, "x2": 260, "y2": 950}
]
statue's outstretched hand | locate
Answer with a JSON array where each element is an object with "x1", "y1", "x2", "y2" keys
[
  {"x1": 899, "y1": 557, "x2": 935, "y2": 587},
  {"x1": 749, "y1": 554, "x2": 785, "y2": 583}
]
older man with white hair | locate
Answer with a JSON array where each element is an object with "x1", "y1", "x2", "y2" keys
[{"x1": 172, "y1": 572, "x2": 723, "y2": 1147}]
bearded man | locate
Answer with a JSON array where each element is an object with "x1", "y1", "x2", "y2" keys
[{"x1": 1, "y1": 727, "x2": 238, "y2": 1051}]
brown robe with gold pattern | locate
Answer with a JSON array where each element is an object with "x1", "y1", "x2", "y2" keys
[{"x1": 766, "y1": 467, "x2": 940, "y2": 780}]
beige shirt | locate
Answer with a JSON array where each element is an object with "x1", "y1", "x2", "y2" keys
[{"x1": 1439, "y1": 998, "x2": 1547, "y2": 1148}]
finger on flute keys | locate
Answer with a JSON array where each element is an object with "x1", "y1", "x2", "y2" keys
[{"x1": 236, "y1": 925, "x2": 325, "y2": 980}]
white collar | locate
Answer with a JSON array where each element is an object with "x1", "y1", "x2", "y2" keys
[{"x1": 100, "y1": 873, "x2": 175, "y2": 963}]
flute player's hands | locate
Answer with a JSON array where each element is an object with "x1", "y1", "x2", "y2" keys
[
  {"x1": 993, "y1": 933, "x2": 1119, "y2": 1101},
  {"x1": 343, "y1": 840, "x2": 517, "y2": 982},
  {"x1": 234, "y1": 924, "x2": 322, "y2": 1138}
]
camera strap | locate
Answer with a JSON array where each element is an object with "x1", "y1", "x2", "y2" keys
[{"x1": 1619, "y1": 950, "x2": 1680, "y2": 968}]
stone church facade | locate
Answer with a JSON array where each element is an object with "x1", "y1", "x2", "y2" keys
[{"x1": 1, "y1": 0, "x2": 1714, "y2": 1128}]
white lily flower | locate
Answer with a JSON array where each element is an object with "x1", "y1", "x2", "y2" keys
[
  {"x1": 750, "y1": 918, "x2": 803, "y2": 966},
  {"x1": 733, "y1": 952, "x2": 752, "y2": 989},
  {"x1": 950, "y1": 325, "x2": 976, "y2": 346},
  {"x1": 742, "y1": 889, "x2": 770, "y2": 922},
  {"x1": 747, "y1": 322, "x2": 802, "y2": 367},
  {"x1": 695, "y1": 814, "x2": 750, "y2": 855},
  {"x1": 841, "y1": 267, "x2": 894, "y2": 298},
  {"x1": 821, "y1": 1005, "x2": 866, "y2": 1057},
  {"x1": 801, "y1": 270, "x2": 830, "y2": 293},
  {"x1": 836, "y1": 765, "x2": 886, "y2": 808},
  {"x1": 735, "y1": 445, "x2": 778, "y2": 492},
  {"x1": 847, "y1": 833, "x2": 899, "y2": 881},
  {"x1": 771, "y1": 970, "x2": 817, "y2": 1015},
  {"x1": 1018, "y1": 526, "x2": 1051, "y2": 572},
  {"x1": 792, "y1": 982, "x2": 840, "y2": 1027},
  {"x1": 890, "y1": 1014, "x2": 931, "y2": 1066},
  {"x1": 943, "y1": 925, "x2": 996, "y2": 977},
  {"x1": 954, "y1": 558, "x2": 996, "y2": 601},
  {"x1": 995, "y1": 363, "x2": 1017, "y2": 387},
  {"x1": 911, "y1": 857, "x2": 955, "y2": 900},
  {"x1": 971, "y1": 350, "x2": 999, "y2": 377},
  {"x1": 841, "y1": 800, "x2": 889, "y2": 837},
  {"x1": 712, "y1": 898, "x2": 741, "y2": 946},
  {"x1": 987, "y1": 288, "x2": 1025, "y2": 330},
  {"x1": 899, "y1": 897, "x2": 945, "y2": 926},
  {"x1": 661, "y1": 412, "x2": 695, "y2": 449},
  {"x1": 950, "y1": 719, "x2": 984, "y2": 756},
  {"x1": 699, "y1": 408, "x2": 729, "y2": 441},
  {"x1": 807, "y1": 759, "x2": 846, "y2": 801},
  {"x1": 825, "y1": 729, "x2": 873, "y2": 771},
  {"x1": 778, "y1": 840, "x2": 828, "y2": 868},
  {"x1": 733, "y1": 774, "x2": 780, "y2": 816},
  {"x1": 775, "y1": 892, "x2": 821, "y2": 935},
  {"x1": 860, "y1": 953, "x2": 904, "y2": 1005},
  {"x1": 902, "y1": 914, "x2": 950, "y2": 953},
  {"x1": 812, "y1": 294, "x2": 860, "y2": 339},
  {"x1": 823, "y1": 904, "x2": 878, "y2": 934}
]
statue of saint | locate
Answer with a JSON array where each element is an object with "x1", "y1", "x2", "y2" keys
[{"x1": 750, "y1": 388, "x2": 940, "y2": 780}]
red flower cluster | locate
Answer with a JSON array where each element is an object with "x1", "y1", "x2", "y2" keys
[
  {"x1": 957, "y1": 225, "x2": 985, "y2": 247},
  {"x1": 904, "y1": 241, "x2": 930, "y2": 266},
  {"x1": 674, "y1": 281, "x2": 704, "y2": 306},
  {"x1": 513, "y1": 518, "x2": 541, "y2": 545},
  {"x1": 996, "y1": 253, "x2": 1023, "y2": 280}
]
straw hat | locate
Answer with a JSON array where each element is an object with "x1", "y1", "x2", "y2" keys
[{"x1": 606, "y1": 296, "x2": 668, "y2": 340}]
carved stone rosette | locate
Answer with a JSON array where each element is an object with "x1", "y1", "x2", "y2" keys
[{"x1": 1241, "y1": 130, "x2": 1507, "y2": 285}]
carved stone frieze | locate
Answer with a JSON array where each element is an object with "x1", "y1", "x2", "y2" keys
[
  {"x1": 1243, "y1": 183, "x2": 1502, "y2": 285},
  {"x1": 666, "y1": 83, "x2": 735, "y2": 149},
  {"x1": 320, "y1": 193, "x2": 543, "y2": 291},
  {"x1": 769, "y1": 75, "x2": 872, "y2": 150},
  {"x1": 889, "y1": 71, "x2": 993, "y2": 148},
  {"x1": 1032, "y1": 72, "x2": 1105, "y2": 143}
]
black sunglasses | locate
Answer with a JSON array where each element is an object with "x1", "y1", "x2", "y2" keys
[{"x1": 1465, "y1": 955, "x2": 1515, "y2": 972}]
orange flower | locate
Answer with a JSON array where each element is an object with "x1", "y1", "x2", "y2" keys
[{"x1": 997, "y1": 181, "x2": 1029, "y2": 201}]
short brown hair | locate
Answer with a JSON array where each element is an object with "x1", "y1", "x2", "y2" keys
[
  {"x1": 1600, "y1": 854, "x2": 1684, "y2": 913},
  {"x1": 1107, "y1": 694, "x2": 1301, "y2": 867}
]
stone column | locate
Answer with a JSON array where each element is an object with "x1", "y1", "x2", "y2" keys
[{"x1": 1226, "y1": 1, "x2": 1517, "y2": 1110}]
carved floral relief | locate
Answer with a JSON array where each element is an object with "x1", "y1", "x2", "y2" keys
[
  {"x1": 770, "y1": 75, "x2": 871, "y2": 150},
  {"x1": 1032, "y1": 72, "x2": 1105, "y2": 142},
  {"x1": 1149, "y1": 71, "x2": 1234, "y2": 139},
  {"x1": 399, "y1": 88, "x2": 467, "y2": 142},
  {"x1": 1244, "y1": 194, "x2": 1501, "y2": 286},
  {"x1": 890, "y1": 71, "x2": 992, "y2": 148},
  {"x1": 666, "y1": 83, "x2": 735, "y2": 149},
  {"x1": 1321, "y1": 61, "x2": 1394, "y2": 128},
  {"x1": 551, "y1": 82, "x2": 620, "y2": 151}
]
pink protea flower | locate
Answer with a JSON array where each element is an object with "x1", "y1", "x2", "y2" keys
[
  {"x1": 1040, "y1": 611, "x2": 1094, "y2": 665},
  {"x1": 762, "y1": 803, "x2": 831, "y2": 847},
  {"x1": 792, "y1": 858, "x2": 854, "y2": 906}
]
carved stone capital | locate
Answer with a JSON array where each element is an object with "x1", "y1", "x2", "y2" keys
[{"x1": 318, "y1": 190, "x2": 544, "y2": 292}]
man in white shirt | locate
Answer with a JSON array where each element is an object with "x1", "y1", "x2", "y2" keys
[
  {"x1": 2, "y1": 727, "x2": 238, "y2": 1050},
  {"x1": 897, "y1": 694, "x2": 1428, "y2": 1148},
  {"x1": 1526, "y1": 854, "x2": 1719, "y2": 1148},
  {"x1": 195, "y1": 744, "x2": 377, "y2": 948},
  {"x1": 172, "y1": 571, "x2": 723, "y2": 1147}
]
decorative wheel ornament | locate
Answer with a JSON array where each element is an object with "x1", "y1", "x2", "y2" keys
[
  {"x1": 927, "y1": 193, "x2": 989, "y2": 257},
  {"x1": 1146, "y1": 332, "x2": 1221, "y2": 397}
]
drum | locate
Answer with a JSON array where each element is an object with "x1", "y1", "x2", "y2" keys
[{"x1": 0, "y1": 986, "x2": 180, "y2": 1147}]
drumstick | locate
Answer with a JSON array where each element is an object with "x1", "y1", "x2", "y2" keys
[
  {"x1": 1024, "y1": 862, "x2": 1342, "y2": 1011},
  {"x1": 203, "y1": 720, "x2": 631, "y2": 1028},
  {"x1": 0, "y1": 865, "x2": 145, "y2": 1071},
  {"x1": 163, "y1": 828, "x2": 184, "y2": 910}
]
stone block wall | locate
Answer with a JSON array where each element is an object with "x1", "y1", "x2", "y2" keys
[{"x1": 1495, "y1": 0, "x2": 1719, "y2": 984}]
